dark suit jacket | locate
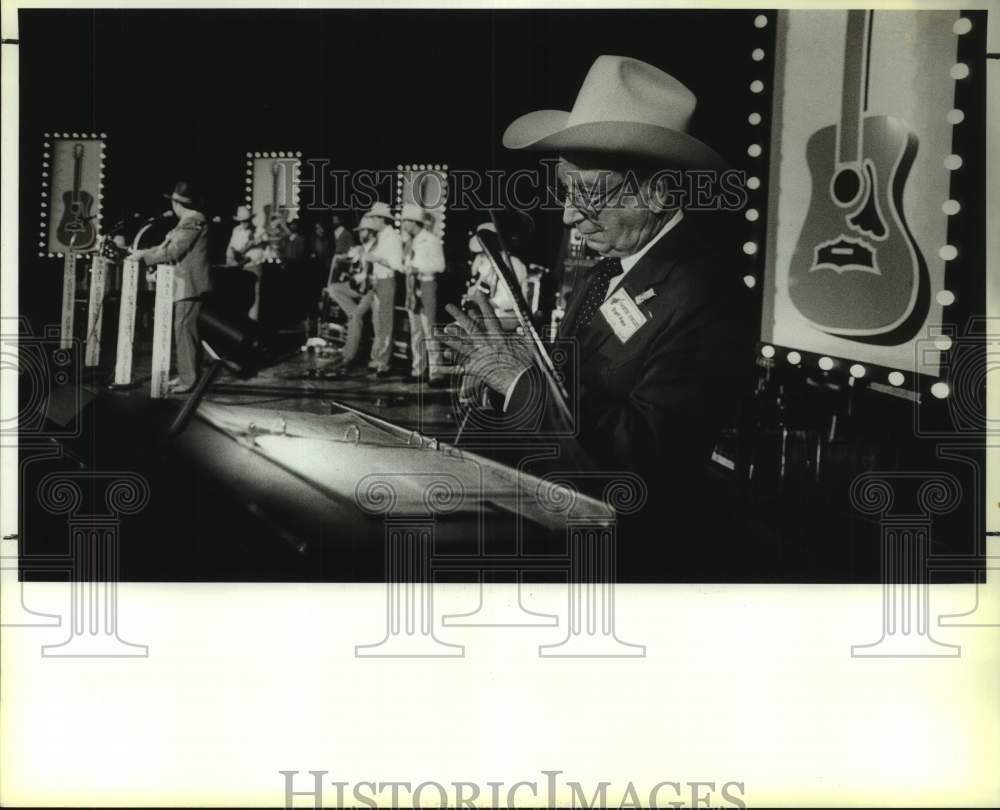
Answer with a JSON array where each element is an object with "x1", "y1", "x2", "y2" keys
[
  {"x1": 141, "y1": 211, "x2": 213, "y2": 300},
  {"x1": 507, "y1": 214, "x2": 754, "y2": 541}
]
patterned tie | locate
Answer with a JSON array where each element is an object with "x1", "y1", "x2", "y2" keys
[{"x1": 575, "y1": 257, "x2": 623, "y2": 331}]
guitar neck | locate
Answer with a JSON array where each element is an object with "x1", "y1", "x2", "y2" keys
[
  {"x1": 837, "y1": 10, "x2": 870, "y2": 165},
  {"x1": 73, "y1": 151, "x2": 82, "y2": 193}
]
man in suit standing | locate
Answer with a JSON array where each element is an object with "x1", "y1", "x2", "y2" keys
[
  {"x1": 442, "y1": 56, "x2": 753, "y2": 571},
  {"x1": 131, "y1": 181, "x2": 212, "y2": 393}
]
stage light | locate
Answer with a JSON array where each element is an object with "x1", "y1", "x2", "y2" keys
[
  {"x1": 747, "y1": 176, "x2": 760, "y2": 190},
  {"x1": 939, "y1": 245, "x2": 958, "y2": 261},
  {"x1": 849, "y1": 364, "x2": 866, "y2": 378},
  {"x1": 748, "y1": 112, "x2": 762, "y2": 125},
  {"x1": 931, "y1": 382, "x2": 950, "y2": 399},
  {"x1": 747, "y1": 144, "x2": 762, "y2": 157},
  {"x1": 745, "y1": 208, "x2": 759, "y2": 221},
  {"x1": 750, "y1": 80, "x2": 764, "y2": 93},
  {"x1": 278, "y1": 151, "x2": 286, "y2": 157},
  {"x1": 944, "y1": 154, "x2": 963, "y2": 171},
  {"x1": 947, "y1": 108, "x2": 965, "y2": 125},
  {"x1": 754, "y1": 14, "x2": 767, "y2": 28},
  {"x1": 942, "y1": 199, "x2": 961, "y2": 215},
  {"x1": 818, "y1": 356, "x2": 834, "y2": 371},
  {"x1": 786, "y1": 351, "x2": 801, "y2": 365},
  {"x1": 742, "y1": 241, "x2": 758, "y2": 255},
  {"x1": 752, "y1": 48, "x2": 765, "y2": 61},
  {"x1": 888, "y1": 372, "x2": 905, "y2": 387},
  {"x1": 937, "y1": 290, "x2": 956, "y2": 306},
  {"x1": 761, "y1": 345, "x2": 775, "y2": 359},
  {"x1": 934, "y1": 335, "x2": 954, "y2": 351},
  {"x1": 954, "y1": 17, "x2": 972, "y2": 34},
  {"x1": 743, "y1": 274, "x2": 757, "y2": 289},
  {"x1": 950, "y1": 63, "x2": 970, "y2": 80}
]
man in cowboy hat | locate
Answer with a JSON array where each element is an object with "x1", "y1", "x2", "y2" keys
[
  {"x1": 325, "y1": 215, "x2": 379, "y2": 372},
  {"x1": 442, "y1": 56, "x2": 753, "y2": 568},
  {"x1": 400, "y1": 203, "x2": 446, "y2": 386},
  {"x1": 226, "y1": 205, "x2": 259, "y2": 266},
  {"x1": 467, "y1": 221, "x2": 529, "y2": 324},
  {"x1": 130, "y1": 180, "x2": 213, "y2": 393},
  {"x1": 362, "y1": 201, "x2": 403, "y2": 378}
]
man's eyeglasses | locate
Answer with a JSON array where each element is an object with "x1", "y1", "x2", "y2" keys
[{"x1": 556, "y1": 177, "x2": 628, "y2": 219}]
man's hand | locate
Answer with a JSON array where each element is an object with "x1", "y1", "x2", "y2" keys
[
  {"x1": 442, "y1": 289, "x2": 533, "y2": 399},
  {"x1": 128, "y1": 250, "x2": 145, "y2": 264}
]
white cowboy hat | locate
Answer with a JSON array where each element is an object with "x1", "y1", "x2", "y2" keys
[
  {"x1": 355, "y1": 214, "x2": 379, "y2": 231},
  {"x1": 502, "y1": 55, "x2": 725, "y2": 168},
  {"x1": 366, "y1": 201, "x2": 393, "y2": 221},
  {"x1": 468, "y1": 222, "x2": 496, "y2": 254},
  {"x1": 233, "y1": 205, "x2": 252, "y2": 222},
  {"x1": 400, "y1": 203, "x2": 425, "y2": 223}
]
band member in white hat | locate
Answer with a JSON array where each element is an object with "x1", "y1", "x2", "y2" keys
[
  {"x1": 362, "y1": 201, "x2": 403, "y2": 378},
  {"x1": 468, "y1": 221, "x2": 528, "y2": 324},
  {"x1": 129, "y1": 180, "x2": 213, "y2": 393},
  {"x1": 442, "y1": 56, "x2": 752, "y2": 569},
  {"x1": 400, "y1": 203, "x2": 446, "y2": 386},
  {"x1": 326, "y1": 215, "x2": 379, "y2": 371}
]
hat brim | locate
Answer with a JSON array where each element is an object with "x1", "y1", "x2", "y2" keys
[{"x1": 502, "y1": 110, "x2": 727, "y2": 168}]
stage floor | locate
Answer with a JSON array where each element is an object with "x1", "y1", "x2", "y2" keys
[{"x1": 109, "y1": 331, "x2": 463, "y2": 440}]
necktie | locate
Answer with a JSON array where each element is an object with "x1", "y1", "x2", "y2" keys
[{"x1": 575, "y1": 257, "x2": 623, "y2": 331}]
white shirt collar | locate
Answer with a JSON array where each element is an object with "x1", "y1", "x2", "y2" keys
[{"x1": 619, "y1": 209, "x2": 684, "y2": 273}]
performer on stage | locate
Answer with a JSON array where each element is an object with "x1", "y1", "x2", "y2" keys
[
  {"x1": 362, "y1": 201, "x2": 403, "y2": 379},
  {"x1": 400, "y1": 204, "x2": 446, "y2": 386},
  {"x1": 330, "y1": 211, "x2": 355, "y2": 280},
  {"x1": 226, "y1": 206, "x2": 262, "y2": 266},
  {"x1": 442, "y1": 56, "x2": 753, "y2": 559},
  {"x1": 326, "y1": 216, "x2": 377, "y2": 372},
  {"x1": 130, "y1": 180, "x2": 213, "y2": 394},
  {"x1": 468, "y1": 222, "x2": 528, "y2": 325}
]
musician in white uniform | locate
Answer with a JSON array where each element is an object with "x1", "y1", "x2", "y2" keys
[{"x1": 400, "y1": 203, "x2": 446, "y2": 386}]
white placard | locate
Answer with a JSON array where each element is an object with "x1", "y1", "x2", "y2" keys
[
  {"x1": 84, "y1": 255, "x2": 107, "y2": 367},
  {"x1": 59, "y1": 251, "x2": 77, "y2": 350},
  {"x1": 113, "y1": 257, "x2": 140, "y2": 386},
  {"x1": 149, "y1": 264, "x2": 174, "y2": 399}
]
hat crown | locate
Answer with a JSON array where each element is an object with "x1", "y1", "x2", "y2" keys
[
  {"x1": 400, "y1": 203, "x2": 425, "y2": 222},
  {"x1": 566, "y1": 55, "x2": 696, "y2": 133},
  {"x1": 367, "y1": 201, "x2": 393, "y2": 220}
]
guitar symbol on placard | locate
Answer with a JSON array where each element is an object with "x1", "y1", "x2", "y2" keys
[
  {"x1": 56, "y1": 143, "x2": 97, "y2": 250},
  {"x1": 788, "y1": 10, "x2": 929, "y2": 345}
]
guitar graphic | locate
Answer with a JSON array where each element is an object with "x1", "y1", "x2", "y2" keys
[
  {"x1": 262, "y1": 160, "x2": 284, "y2": 225},
  {"x1": 56, "y1": 143, "x2": 97, "y2": 250},
  {"x1": 788, "y1": 10, "x2": 928, "y2": 345}
]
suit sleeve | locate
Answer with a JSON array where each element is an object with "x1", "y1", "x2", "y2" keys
[
  {"x1": 579, "y1": 294, "x2": 750, "y2": 481},
  {"x1": 142, "y1": 219, "x2": 205, "y2": 266},
  {"x1": 505, "y1": 288, "x2": 750, "y2": 480}
]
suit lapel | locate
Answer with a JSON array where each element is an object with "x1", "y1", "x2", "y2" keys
[{"x1": 575, "y1": 215, "x2": 697, "y2": 363}]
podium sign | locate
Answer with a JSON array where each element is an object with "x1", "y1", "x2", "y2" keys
[
  {"x1": 113, "y1": 257, "x2": 141, "y2": 385},
  {"x1": 150, "y1": 264, "x2": 174, "y2": 399},
  {"x1": 84, "y1": 256, "x2": 108, "y2": 367},
  {"x1": 59, "y1": 251, "x2": 77, "y2": 350}
]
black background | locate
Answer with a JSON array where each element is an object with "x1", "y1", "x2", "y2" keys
[{"x1": 18, "y1": 8, "x2": 768, "y2": 325}]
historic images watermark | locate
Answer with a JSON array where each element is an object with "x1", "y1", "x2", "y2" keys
[
  {"x1": 280, "y1": 770, "x2": 747, "y2": 809},
  {"x1": 296, "y1": 159, "x2": 750, "y2": 215}
]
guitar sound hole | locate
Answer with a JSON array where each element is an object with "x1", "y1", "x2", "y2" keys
[{"x1": 832, "y1": 169, "x2": 861, "y2": 206}]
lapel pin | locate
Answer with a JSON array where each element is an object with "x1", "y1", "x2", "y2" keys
[{"x1": 635, "y1": 288, "x2": 656, "y2": 305}]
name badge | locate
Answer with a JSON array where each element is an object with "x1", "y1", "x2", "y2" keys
[{"x1": 599, "y1": 288, "x2": 649, "y2": 343}]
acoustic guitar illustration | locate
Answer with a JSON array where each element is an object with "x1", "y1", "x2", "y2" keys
[
  {"x1": 262, "y1": 160, "x2": 283, "y2": 224},
  {"x1": 56, "y1": 143, "x2": 97, "y2": 250},
  {"x1": 788, "y1": 10, "x2": 928, "y2": 344}
]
